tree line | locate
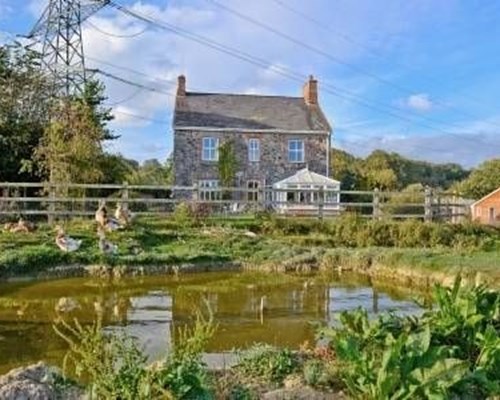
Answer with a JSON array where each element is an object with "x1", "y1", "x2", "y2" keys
[{"x1": 330, "y1": 148, "x2": 500, "y2": 199}]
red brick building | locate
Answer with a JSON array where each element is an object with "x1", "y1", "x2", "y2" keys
[{"x1": 470, "y1": 187, "x2": 500, "y2": 226}]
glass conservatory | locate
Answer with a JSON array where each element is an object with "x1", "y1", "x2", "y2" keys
[{"x1": 272, "y1": 168, "x2": 341, "y2": 215}]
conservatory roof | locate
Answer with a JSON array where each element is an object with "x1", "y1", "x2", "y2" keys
[{"x1": 274, "y1": 168, "x2": 341, "y2": 187}]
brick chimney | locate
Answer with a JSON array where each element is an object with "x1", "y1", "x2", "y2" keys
[
  {"x1": 177, "y1": 75, "x2": 186, "y2": 97},
  {"x1": 303, "y1": 75, "x2": 318, "y2": 105}
]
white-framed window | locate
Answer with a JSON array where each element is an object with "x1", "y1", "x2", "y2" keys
[
  {"x1": 248, "y1": 139, "x2": 260, "y2": 162},
  {"x1": 202, "y1": 137, "x2": 219, "y2": 161},
  {"x1": 247, "y1": 180, "x2": 260, "y2": 202},
  {"x1": 199, "y1": 180, "x2": 220, "y2": 201},
  {"x1": 288, "y1": 139, "x2": 304, "y2": 163}
]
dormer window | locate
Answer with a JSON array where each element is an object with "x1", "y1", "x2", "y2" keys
[{"x1": 202, "y1": 137, "x2": 219, "y2": 161}]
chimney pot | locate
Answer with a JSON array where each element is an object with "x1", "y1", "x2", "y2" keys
[
  {"x1": 177, "y1": 75, "x2": 186, "y2": 97},
  {"x1": 303, "y1": 75, "x2": 318, "y2": 105}
]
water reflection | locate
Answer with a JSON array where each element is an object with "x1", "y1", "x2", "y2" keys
[{"x1": 0, "y1": 272, "x2": 423, "y2": 373}]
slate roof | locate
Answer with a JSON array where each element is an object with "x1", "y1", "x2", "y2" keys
[
  {"x1": 274, "y1": 168, "x2": 340, "y2": 187},
  {"x1": 174, "y1": 92, "x2": 331, "y2": 132}
]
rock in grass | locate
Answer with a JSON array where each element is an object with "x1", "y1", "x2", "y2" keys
[
  {"x1": 0, "y1": 362, "x2": 84, "y2": 400},
  {"x1": 262, "y1": 387, "x2": 346, "y2": 399}
]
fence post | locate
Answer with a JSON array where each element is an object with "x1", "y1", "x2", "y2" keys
[
  {"x1": 318, "y1": 186, "x2": 324, "y2": 220},
  {"x1": 48, "y1": 183, "x2": 56, "y2": 225},
  {"x1": 372, "y1": 188, "x2": 380, "y2": 220},
  {"x1": 424, "y1": 186, "x2": 433, "y2": 222},
  {"x1": 122, "y1": 181, "x2": 129, "y2": 212}
]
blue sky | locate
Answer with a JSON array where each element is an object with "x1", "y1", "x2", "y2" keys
[{"x1": 1, "y1": 0, "x2": 499, "y2": 167}]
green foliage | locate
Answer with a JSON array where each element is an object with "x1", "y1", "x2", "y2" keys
[
  {"x1": 54, "y1": 309, "x2": 217, "y2": 399},
  {"x1": 236, "y1": 344, "x2": 299, "y2": 384},
  {"x1": 126, "y1": 158, "x2": 173, "y2": 185},
  {"x1": 453, "y1": 158, "x2": 500, "y2": 199},
  {"x1": 35, "y1": 101, "x2": 105, "y2": 184},
  {"x1": 0, "y1": 43, "x2": 50, "y2": 182},
  {"x1": 260, "y1": 214, "x2": 499, "y2": 250},
  {"x1": 330, "y1": 149, "x2": 469, "y2": 191},
  {"x1": 218, "y1": 139, "x2": 238, "y2": 189},
  {"x1": 302, "y1": 359, "x2": 328, "y2": 388},
  {"x1": 54, "y1": 318, "x2": 155, "y2": 399},
  {"x1": 318, "y1": 278, "x2": 500, "y2": 399}
]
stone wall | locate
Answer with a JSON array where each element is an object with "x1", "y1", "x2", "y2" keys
[{"x1": 173, "y1": 130, "x2": 329, "y2": 188}]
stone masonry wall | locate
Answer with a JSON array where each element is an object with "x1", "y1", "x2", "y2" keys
[{"x1": 173, "y1": 130, "x2": 329, "y2": 188}]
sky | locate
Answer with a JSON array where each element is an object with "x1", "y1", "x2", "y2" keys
[{"x1": 1, "y1": 0, "x2": 499, "y2": 168}]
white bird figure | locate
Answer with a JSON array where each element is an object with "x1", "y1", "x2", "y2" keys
[
  {"x1": 98, "y1": 229, "x2": 118, "y2": 255},
  {"x1": 55, "y1": 226, "x2": 82, "y2": 252}
]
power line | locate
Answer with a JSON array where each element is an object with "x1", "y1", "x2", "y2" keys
[
  {"x1": 106, "y1": 0, "x2": 491, "y2": 146},
  {"x1": 206, "y1": 0, "x2": 500, "y2": 133},
  {"x1": 85, "y1": 19, "x2": 148, "y2": 38},
  {"x1": 93, "y1": 68, "x2": 174, "y2": 96},
  {"x1": 106, "y1": 86, "x2": 144, "y2": 106}
]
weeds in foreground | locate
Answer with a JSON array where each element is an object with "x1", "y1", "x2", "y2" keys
[
  {"x1": 318, "y1": 277, "x2": 500, "y2": 399},
  {"x1": 53, "y1": 306, "x2": 216, "y2": 399}
]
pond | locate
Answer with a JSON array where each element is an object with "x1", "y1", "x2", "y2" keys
[{"x1": 0, "y1": 271, "x2": 423, "y2": 374}]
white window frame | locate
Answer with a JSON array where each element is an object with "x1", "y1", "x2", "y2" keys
[
  {"x1": 202, "y1": 137, "x2": 219, "y2": 161},
  {"x1": 288, "y1": 139, "x2": 305, "y2": 163},
  {"x1": 199, "y1": 180, "x2": 220, "y2": 201},
  {"x1": 248, "y1": 138, "x2": 260, "y2": 162},
  {"x1": 247, "y1": 180, "x2": 260, "y2": 202}
]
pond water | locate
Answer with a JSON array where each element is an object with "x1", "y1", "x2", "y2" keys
[{"x1": 0, "y1": 272, "x2": 423, "y2": 374}]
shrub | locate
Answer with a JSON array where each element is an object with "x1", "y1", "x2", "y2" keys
[{"x1": 236, "y1": 344, "x2": 299, "y2": 384}]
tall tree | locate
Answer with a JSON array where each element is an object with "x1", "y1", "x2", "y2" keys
[
  {"x1": 453, "y1": 159, "x2": 500, "y2": 199},
  {"x1": 35, "y1": 101, "x2": 105, "y2": 184},
  {"x1": 0, "y1": 43, "x2": 51, "y2": 182}
]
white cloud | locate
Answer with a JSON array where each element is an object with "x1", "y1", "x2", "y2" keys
[
  {"x1": 406, "y1": 93, "x2": 433, "y2": 112},
  {"x1": 336, "y1": 115, "x2": 500, "y2": 167}
]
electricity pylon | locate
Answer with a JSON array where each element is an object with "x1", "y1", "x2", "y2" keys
[{"x1": 27, "y1": 0, "x2": 109, "y2": 97}]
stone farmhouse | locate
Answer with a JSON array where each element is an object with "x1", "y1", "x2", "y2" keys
[{"x1": 172, "y1": 75, "x2": 332, "y2": 200}]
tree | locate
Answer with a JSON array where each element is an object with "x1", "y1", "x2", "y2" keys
[
  {"x1": 453, "y1": 159, "x2": 500, "y2": 199},
  {"x1": 330, "y1": 149, "x2": 363, "y2": 190},
  {"x1": 79, "y1": 79, "x2": 117, "y2": 141},
  {"x1": 35, "y1": 101, "x2": 105, "y2": 184},
  {"x1": 125, "y1": 158, "x2": 173, "y2": 185},
  {"x1": 98, "y1": 153, "x2": 138, "y2": 184},
  {"x1": 0, "y1": 43, "x2": 51, "y2": 182}
]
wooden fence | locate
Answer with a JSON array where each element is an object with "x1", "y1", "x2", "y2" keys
[{"x1": 0, "y1": 182, "x2": 472, "y2": 223}]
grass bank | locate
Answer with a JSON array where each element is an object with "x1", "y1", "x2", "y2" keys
[{"x1": 1, "y1": 215, "x2": 499, "y2": 288}]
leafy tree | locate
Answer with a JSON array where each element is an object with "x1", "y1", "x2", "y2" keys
[
  {"x1": 125, "y1": 158, "x2": 173, "y2": 185},
  {"x1": 330, "y1": 149, "x2": 363, "y2": 190},
  {"x1": 330, "y1": 148, "x2": 469, "y2": 191},
  {"x1": 98, "y1": 153, "x2": 138, "y2": 184},
  {"x1": 0, "y1": 43, "x2": 51, "y2": 182},
  {"x1": 79, "y1": 79, "x2": 117, "y2": 141},
  {"x1": 453, "y1": 159, "x2": 500, "y2": 199},
  {"x1": 35, "y1": 101, "x2": 105, "y2": 183}
]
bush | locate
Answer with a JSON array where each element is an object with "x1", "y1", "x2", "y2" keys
[{"x1": 236, "y1": 344, "x2": 299, "y2": 384}]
